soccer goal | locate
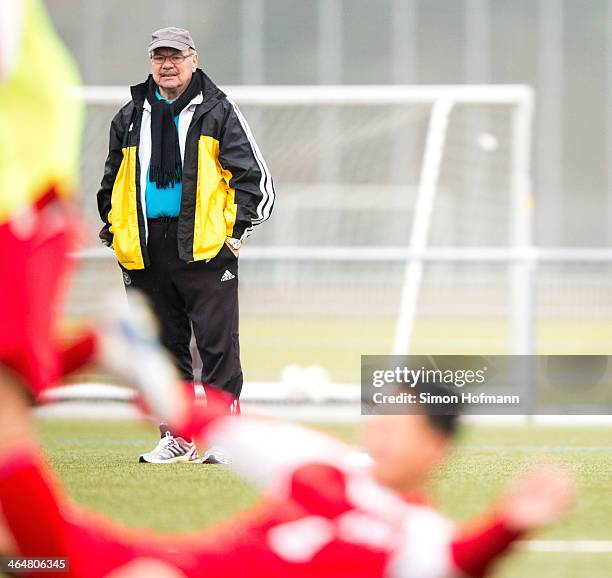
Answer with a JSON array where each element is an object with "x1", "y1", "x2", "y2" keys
[{"x1": 70, "y1": 84, "x2": 534, "y2": 397}]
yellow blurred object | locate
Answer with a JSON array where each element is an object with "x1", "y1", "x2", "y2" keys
[{"x1": 0, "y1": 0, "x2": 83, "y2": 225}]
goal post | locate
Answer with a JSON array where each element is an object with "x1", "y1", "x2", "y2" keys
[{"x1": 392, "y1": 97, "x2": 455, "y2": 356}]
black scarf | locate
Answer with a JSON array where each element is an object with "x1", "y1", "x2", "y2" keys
[{"x1": 146, "y1": 70, "x2": 202, "y2": 188}]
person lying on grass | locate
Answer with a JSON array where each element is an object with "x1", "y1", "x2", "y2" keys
[{"x1": 0, "y1": 358, "x2": 575, "y2": 578}]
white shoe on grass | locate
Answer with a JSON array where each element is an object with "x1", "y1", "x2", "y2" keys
[{"x1": 139, "y1": 432, "x2": 200, "y2": 464}]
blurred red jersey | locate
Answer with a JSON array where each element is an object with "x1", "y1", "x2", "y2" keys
[{"x1": 0, "y1": 417, "x2": 520, "y2": 578}]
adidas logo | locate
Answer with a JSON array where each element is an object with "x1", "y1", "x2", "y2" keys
[{"x1": 221, "y1": 270, "x2": 235, "y2": 282}]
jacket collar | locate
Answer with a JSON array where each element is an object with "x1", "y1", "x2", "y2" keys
[{"x1": 142, "y1": 91, "x2": 203, "y2": 113}]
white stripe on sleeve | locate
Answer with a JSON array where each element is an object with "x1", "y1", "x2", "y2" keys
[{"x1": 226, "y1": 97, "x2": 275, "y2": 227}]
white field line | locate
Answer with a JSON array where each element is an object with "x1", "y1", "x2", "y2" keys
[
  {"x1": 520, "y1": 540, "x2": 612, "y2": 553},
  {"x1": 37, "y1": 383, "x2": 612, "y2": 425}
]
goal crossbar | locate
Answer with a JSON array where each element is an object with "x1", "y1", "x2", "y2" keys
[{"x1": 75, "y1": 84, "x2": 533, "y2": 106}]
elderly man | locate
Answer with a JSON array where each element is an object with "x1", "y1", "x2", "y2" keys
[{"x1": 97, "y1": 27, "x2": 274, "y2": 464}]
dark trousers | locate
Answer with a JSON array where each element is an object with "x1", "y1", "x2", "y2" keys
[{"x1": 120, "y1": 218, "x2": 243, "y2": 398}]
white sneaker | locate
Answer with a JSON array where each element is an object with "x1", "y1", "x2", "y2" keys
[
  {"x1": 202, "y1": 447, "x2": 232, "y2": 465},
  {"x1": 139, "y1": 432, "x2": 200, "y2": 464}
]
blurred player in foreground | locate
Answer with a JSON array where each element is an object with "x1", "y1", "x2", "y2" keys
[
  {"x1": 0, "y1": 356, "x2": 575, "y2": 577},
  {"x1": 0, "y1": 0, "x2": 93, "y2": 397}
]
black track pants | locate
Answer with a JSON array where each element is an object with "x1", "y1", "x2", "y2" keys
[{"x1": 120, "y1": 219, "x2": 243, "y2": 398}]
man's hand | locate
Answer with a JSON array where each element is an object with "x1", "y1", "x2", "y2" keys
[
  {"x1": 224, "y1": 237, "x2": 240, "y2": 257},
  {"x1": 99, "y1": 228, "x2": 113, "y2": 248},
  {"x1": 499, "y1": 465, "x2": 577, "y2": 533}
]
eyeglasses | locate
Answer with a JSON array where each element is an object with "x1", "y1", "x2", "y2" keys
[{"x1": 151, "y1": 52, "x2": 193, "y2": 65}]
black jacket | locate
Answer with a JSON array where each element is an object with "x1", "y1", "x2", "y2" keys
[{"x1": 97, "y1": 70, "x2": 274, "y2": 270}]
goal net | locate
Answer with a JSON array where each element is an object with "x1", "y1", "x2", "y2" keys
[{"x1": 63, "y1": 85, "x2": 534, "y2": 412}]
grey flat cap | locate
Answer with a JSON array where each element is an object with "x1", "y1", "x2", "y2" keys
[{"x1": 149, "y1": 27, "x2": 196, "y2": 52}]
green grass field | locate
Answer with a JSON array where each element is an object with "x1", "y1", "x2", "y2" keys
[{"x1": 30, "y1": 418, "x2": 612, "y2": 578}]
